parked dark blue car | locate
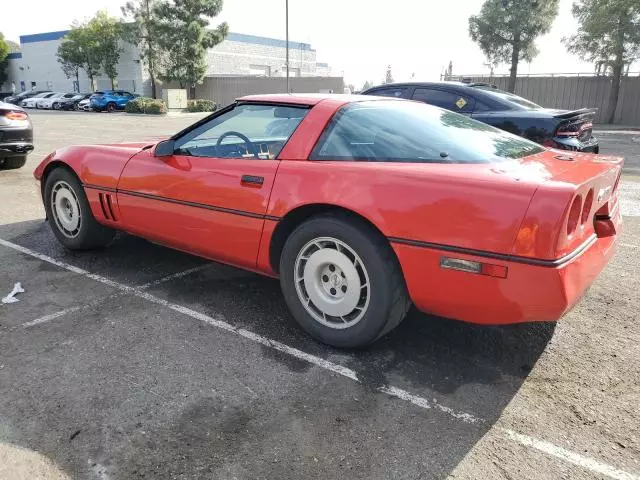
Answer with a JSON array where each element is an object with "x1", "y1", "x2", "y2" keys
[
  {"x1": 89, "y1": 90, "x2": 138, "y2": 112},
  {"x1": 362, "y1": 82, "x2": 599, "y2": 153}
]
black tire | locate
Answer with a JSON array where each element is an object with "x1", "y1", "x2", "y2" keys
[
  {"x1": 0, "y1": 156, "x2": 27, "y2": 170},
  {"x1": 43, "y1": 168, "x2": 116, "y2": 250},
  {"x1": 106, "y1": 102, "x2": 116, "y2": 113},
  {"x1": 279, "y1": 213, "x2": 411, "y2": 348}
]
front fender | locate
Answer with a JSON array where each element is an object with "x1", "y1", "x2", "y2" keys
[{"x1": 33, "y1": 144, "x2": 151, "y2": 188}]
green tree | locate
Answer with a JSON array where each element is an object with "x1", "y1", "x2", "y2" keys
[
  {"x1": 58, "y1": 22, "x2": 103, "y2": 91},
  {"x1": 154, "y1": 0, "x2": 228, "y2": 96},
  {"x1": 469, "y1": 0, "x2": 559, "y2": 93},
  {"x1": 122, "y1": 0, "x2": 163, "y2": 98},
  {"x1": 362, "y1": 80, "x2": 373, "y2": 91},
  {"x1": 564, "y1": 0, "x2": 640, "y2": 124},
  {"x1": 0, "y1": 33, "x2": 10, "y2": 87},
  {"x1": 87, "y1": 11, "x2": 123, "y2": 89},
  {"x1": 384, "y1": 65, "x2": 393, "y2": 84},
  {"x1": 57, "y1": 35, "x2": 84, "y2": 90}
]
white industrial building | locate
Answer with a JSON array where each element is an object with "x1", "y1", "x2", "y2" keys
[{"x1": 1, "y1": 30, "x2": 333, "y2": 95}]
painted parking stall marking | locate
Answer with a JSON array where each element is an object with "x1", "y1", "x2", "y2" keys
[
  {"x1": 18, "y1": 264, "x2": 212, "y2": 329},
  {"x1": 1, "y1": 237, "x2": 638, "y2": 480}
]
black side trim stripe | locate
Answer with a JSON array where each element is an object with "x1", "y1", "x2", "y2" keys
[
  {"x1": 85, "y1": 184, "x2": 116, "y2": 193},
  {"x1": 84, "y1": 184, "x2": 281, "y2": 222},
  {"x1": 388, "y1": 234, "x2": 598, "y2": 268}
]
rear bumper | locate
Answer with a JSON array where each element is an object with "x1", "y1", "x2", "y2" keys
[
  {"x1": 394, "y1": 217, "x2": 619, "y2": 324},
  {"x1": 552, "y1": 136, "x2": 599, "y2": 153},
  {"x1": 0, "y1": 127, "x2": 34, "y2": 156}
]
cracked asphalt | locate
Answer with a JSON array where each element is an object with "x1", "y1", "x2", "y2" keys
[{"x1": 0, "y1": 111, "x2": 638, "y2": 480}]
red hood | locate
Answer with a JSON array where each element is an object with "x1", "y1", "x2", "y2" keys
[
  {"x1": 99, "y1": 136, "x2": 169, "y2": 150},
  {"x1": 34, "y1": 141, "x2": 166, "y2": 188}
]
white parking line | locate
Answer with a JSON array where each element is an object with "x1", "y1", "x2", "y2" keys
[
  {"x1": 136, "y1": 264, "x2": 210, "y2": 289},
  {"x1": 502, "y1": 430, "x2": 639, "y2": 480},
  {"x1": 17, "y1": 265, "x2": 212, "y2": 329},
  {"x1": 0, "y1": 237, "x2": 638, "y2": 480},
  {"x1": 620, "y1": 243, "x2": 639, "y2": 249},
  {"x1": 22, "y1": 306, "x2": 85, "y2": 328}
]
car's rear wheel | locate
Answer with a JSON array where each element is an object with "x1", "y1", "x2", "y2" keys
[
  {"x1": 106, "y1": 102, "x2": 116, "y2": 113},
  {"x1": 280, "y1": 213, "x2": 411, "y2": 348},
  {"x1": 0, "y1": 156, "x2": 27, "y2": 170},
  {"x1": 44, "y1": 168, "x2": 116, "y2": 249}
]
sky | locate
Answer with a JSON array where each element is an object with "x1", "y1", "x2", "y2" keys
[{"x1": 1, "y1": 0, "x2": 635, "y2": 88}]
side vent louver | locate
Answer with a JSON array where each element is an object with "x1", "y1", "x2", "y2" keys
[{"x1": 98, "y1": 193, "x2": 117, "y2": 221}]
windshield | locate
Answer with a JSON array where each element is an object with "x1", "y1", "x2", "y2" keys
[{"x1": 311, "y1": 100, "x2": 545, "y2": 163}]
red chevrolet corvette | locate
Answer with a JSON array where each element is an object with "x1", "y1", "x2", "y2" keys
[{"x1": 34, "y1": 94, "x2": 622, "y2": 347}]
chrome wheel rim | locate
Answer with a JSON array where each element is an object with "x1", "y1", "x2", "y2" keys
[
  {"x1": 51, "y1": 180, "x2": 82, "y2": 238},
  {"x1": 294, "y1": 237, "x2": 370, "y2": 329}
]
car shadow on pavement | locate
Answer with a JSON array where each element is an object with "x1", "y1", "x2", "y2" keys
[{"x1": 0, "y1": 220, "x2": 556, "y2": 480}]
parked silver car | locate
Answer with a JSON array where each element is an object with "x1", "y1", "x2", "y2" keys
[
  {"x1": 21, "y1": 92, "x2": 56, "y2": 108},
  {"x1": 38, "y1": 92, "x2": 77, "y2": 109}
]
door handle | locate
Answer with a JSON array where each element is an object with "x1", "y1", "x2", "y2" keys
[{"x1": 241, "y1": 175, "x2": 264, "y2": 186}]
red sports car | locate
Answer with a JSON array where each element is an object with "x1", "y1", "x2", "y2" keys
[{"x1": 34, "y1": 94, "x2": 623, "y2": 347}]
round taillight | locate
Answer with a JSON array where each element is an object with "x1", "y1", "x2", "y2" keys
[
  {"x1": 581, "y1": 189, "x2": 593, "y2": 224},
  {"x1": 567, "y1": 195, "x2": 582, "y2": 235}
]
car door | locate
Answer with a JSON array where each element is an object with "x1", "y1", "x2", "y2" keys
[
  {"x1": 116, "y1": 102, "x2": 309, "y2": 269},
  {"x1": 411, "y1": 87, "x2": 475, "y2": 115},
  {"x1": 117, "y1": 91, "x2": 133, "y2": 108}
]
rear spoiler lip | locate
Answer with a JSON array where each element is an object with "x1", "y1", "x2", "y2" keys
[{"x1": 552, "y1": 108, "x2": 597, "y2": 119}]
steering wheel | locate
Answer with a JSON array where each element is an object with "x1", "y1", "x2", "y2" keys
[{"x1": 216, "y1": 131, "x2": 259, "y2": 159}]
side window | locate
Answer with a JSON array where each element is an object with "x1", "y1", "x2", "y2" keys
[
  {"x1": 310, "y1": 102, "x2": 447, "y2": 162},
  {"x1": 174, "y1": 103, "x2": 309, "y2": 159},
  {"x1": 412, "y1": 88, "x2": 474, "y2": 113},
  {"x1": 473, "y1": 98, "x2": 492, "y2": 112},
  {"x1": 369, "y1": 87, "x2": 407, "y2": 98},
  {"x1": 309, "y1": 101, "x2": 542, "y2": 163}
]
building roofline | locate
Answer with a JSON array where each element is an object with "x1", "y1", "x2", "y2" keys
[
  {"x1": 20, "y1": 30, "x2": 69, "y2": 44},
  {"x1": 19, "y1": 29, "x2": 315, "y2": 51}
]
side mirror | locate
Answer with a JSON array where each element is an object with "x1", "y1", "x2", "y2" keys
[{"x1": 154, "y1": 139, "x2": 175, "y2": 157}]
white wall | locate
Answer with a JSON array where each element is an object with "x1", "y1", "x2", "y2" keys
[{"x1": 3, "y1": 31, "x2": 332, "y2": 95}]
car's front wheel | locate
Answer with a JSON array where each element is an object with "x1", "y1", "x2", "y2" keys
[
  {"x1": 44, "y1": 168, "x2": 116, "y2": 249},
  {"x1": 279, "y1": 213, "x2": 411, "y2": 348}
]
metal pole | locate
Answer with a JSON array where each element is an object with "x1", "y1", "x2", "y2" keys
[{"x1": 285, "y1": 0, "x2": 289, "y2": 93}]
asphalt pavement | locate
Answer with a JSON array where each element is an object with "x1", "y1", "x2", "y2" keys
[{"x1": 0, "y1": 111, "x2": 638, "y2": 480}]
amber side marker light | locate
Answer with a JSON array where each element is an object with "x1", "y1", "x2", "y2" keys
[{"x1": 440, "y1": 257, "x2": 508, "y2": 279}]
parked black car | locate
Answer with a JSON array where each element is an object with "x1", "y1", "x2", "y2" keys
[
  {"x1": 53, "y1": 93, "x2": 92, "y2": 111},
  {"x1": 362, "y1": 82, "x2": 599, "y2": 153},
  {"x1": 3, "y1": 90, "x2": 52, "y2": 106},
  {"x1": 0, "y1": 101, "x2": 34, "y2": 170}
]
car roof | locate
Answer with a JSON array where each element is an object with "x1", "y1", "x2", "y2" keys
[
  {"x1": 366, "y1": 81, "x2": 470, "y2": 89},
  {"x1": 237, "y1": 93, "x2": 385, "y2": 106}
]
